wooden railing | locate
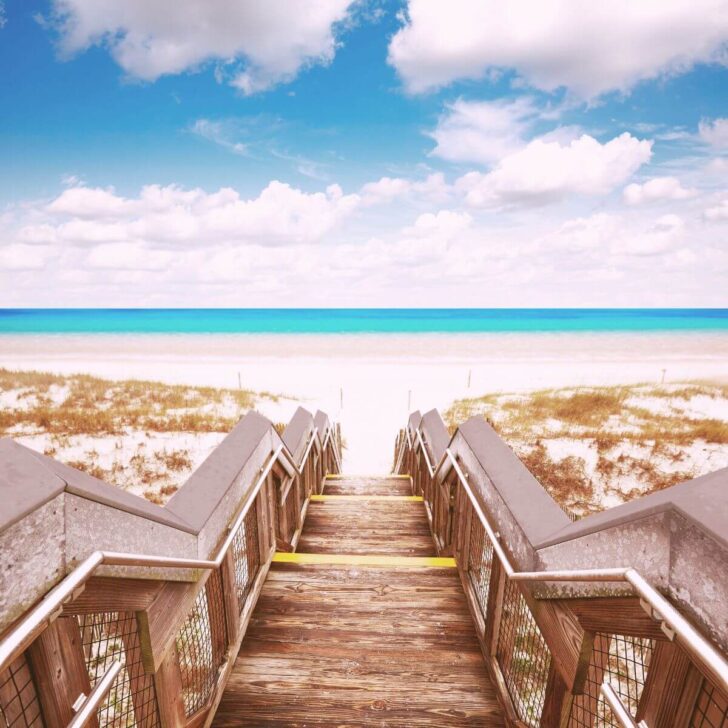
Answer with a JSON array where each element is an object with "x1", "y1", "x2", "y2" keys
[
  {"x1": 394, "y1": 418, "x2": 728, "y2": 728},
  {"x1": 0, "y1": 412, "x2": 341, "y2": 728}
]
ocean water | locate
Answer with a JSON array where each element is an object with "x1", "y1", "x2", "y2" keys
[{"x1": 0, "y1": 308, "x2": 727, "y2": 334}]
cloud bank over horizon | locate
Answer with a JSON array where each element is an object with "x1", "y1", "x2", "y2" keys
[{"x1": 0, "y1": 0, "x2": 726, "y2": 306}]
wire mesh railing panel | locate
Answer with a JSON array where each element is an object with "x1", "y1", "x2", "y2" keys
[
  {"x1": 496, "y1": 579, "x2": 552, "y2": 728},
  {"x1": 569, "y1": 632, "x2": 654, "y2": 728},
  {"x1": 175, "y1": 575, "x2": 226, "y2": 717},
  {"x1": 0, "y1": 654, "x2": 43, "y2": 728},
  {"x1": 76, "y1": 611, "x2": 160, "y2": 728},
  {"x1": 231, "y1": 498, "x2": 261, "y2": 614},
  {"x1": 690, "y1": 681, "x2": 728, "y2": 728},
  {"x1": 467, "y1": 513, "x2": 494, "y2": 621}
]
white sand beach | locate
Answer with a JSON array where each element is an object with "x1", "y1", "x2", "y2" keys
[{"x1": 1, "y1": 332, "x2": 727, "y2": 473}]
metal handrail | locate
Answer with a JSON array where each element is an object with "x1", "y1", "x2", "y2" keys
[
  {"x1": 405, "y1": 430, "x2": 728, "y2": 694},
  {"x1": 0, "y1": 427, "x2": 327, "y2": 674},
  {"x1": 67, "y1": 661, "x2": 123, "y2": 728},
  {"x1": 600, "y1": 682, "x2": 648, "y2": 728}
]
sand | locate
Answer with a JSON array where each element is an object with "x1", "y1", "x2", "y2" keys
[{"x1": 1, "y1": 332, "x2": 726, "y2": 472}]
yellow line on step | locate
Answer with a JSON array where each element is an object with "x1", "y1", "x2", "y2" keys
[
  {"x1": 272, "y1": 553, "x2": 456, "y2": 568},
  {"x1": 310, "y1": 494, "x2": 423, "y2": 502}
]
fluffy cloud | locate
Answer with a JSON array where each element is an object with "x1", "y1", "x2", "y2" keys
[
  {"x1": 429, "y1": 97, "x2": 539, "y2": 165},
  {"x1": 705, "y1": 198, "x2": 728, "y2": 221},
  {"x1": 49, "y1": 0, "x2": 354, "y2": 93},
  {"x1": 389, "y1": 0, "x2": 728, "y2": 97},
  {"x1": 699, "y1": 118, "x2": 728, "y2": 149},
  {"x1": 22, "y1": 181, "x2": 361, "y2": 248},
  {"x1": 537, "y1": 212, "x2": 686, "y2": 257},
  {"x1": 457, "y1": 133, "x2": 652, "y2": 206},
  {"x1": 623, "y1": 177, "x2": 697, "y2": 205},
  {"x1": 359, "y1": 173, "x2": 451, "y2": 206}
]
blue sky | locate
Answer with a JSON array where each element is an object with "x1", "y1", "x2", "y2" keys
[{"x1": 0, "y1": 0, "x2": 727, "y2": 306}]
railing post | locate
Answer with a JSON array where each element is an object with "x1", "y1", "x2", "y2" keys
[
  {"x1": 26, "y1": 616, "x2": 96, "y2": 728},
  {"x1": 154, "y1": 644, "x2": 186, "y2": 727},
  {"x1": 636, "y1": 641, "x2": 695, "y2": 728}
]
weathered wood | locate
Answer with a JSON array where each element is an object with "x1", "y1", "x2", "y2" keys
[
  {"x1": 527, "y1": 595, "x2": 587, "y2": 692},
  {"x1": 569, "y1": 597, "x2": 668, "y2": 641},
  {"x1": 137, "y1": 578, "x2": 203, "y2": 673},
  {"x1": 26, "y1": 616, "x2": 96, "y2": 728},
  {"x1": 637, "y1": 641, "x2": 694, "y2": 728},
  {"x1": 212, "y1": 475, "x2": 505, "y2": 726},
  {"x1": 62, "y1": 576, "x2": 164, "y2": 615},
  {"x1": 671, "y1": 664, "x2": 705, "y2": 728},
  {"x1": 154, "y1": 643, "x2": 186, "y2": 728},
  {"x1": 541, "y1": 663, "x2": 571, "y2": 728},
  {"x1": 219, "y1": 550, "x2": 240, "y2": 646}
]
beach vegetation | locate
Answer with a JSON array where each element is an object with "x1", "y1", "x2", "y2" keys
[
  {"x1": 445, "y1": 382, "x2": 728, "y2": 517},
  {"x1": 0, "y1": 368, "x2": 284, "y2": 505}
]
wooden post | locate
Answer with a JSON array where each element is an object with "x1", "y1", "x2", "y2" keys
[
  {"x1": 220, "y1": 549, "x2": 241, "y2": 646},
  {"x1": 541, "y1": 662, "x2": 572, "y2": 728},
  {"x1": 636, "y1": 642, "x2": 697, "y2": 728},
  {"x1": 26, "y1": 616, "x2": 97, "y2": 728},
  {"x1": 153, "y1": 643, "x2": 186, "y2": 727},
  {"x1": 205, "y1": 572, "x2": 227, "y2": 668},
  {"x1": 485, "y1": 558, "x2": 505, "y2": 654}
]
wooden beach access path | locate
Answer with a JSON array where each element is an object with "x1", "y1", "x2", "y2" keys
[{"x1": 213, "y1": 474, "x2": 504, "y2": 726}]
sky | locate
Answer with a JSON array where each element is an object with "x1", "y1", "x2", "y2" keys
[{"x1": 0, "y1": 0, "x2": 727, "y2": 307}]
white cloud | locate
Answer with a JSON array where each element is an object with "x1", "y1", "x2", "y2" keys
[
  {"x1": 389, "y1": 0, "x2": 728, "y2": 97},
  {"x1": 23, "y1": 181, "x2": 361, "y2": 248},
  {"x1": 457, "y1": 133, "x2": 652, "y2": 206},
  {"x1": 537, "y1": 211, "x2": 686, "y2": 257},
  {"x1": 698, "y1": 118, "x2": 728, "y2": 149},
  {"x1": 0, "y1": 244, "x2": 54, "y2": 270},
  {"x1": 49, "y1": 0, "x2": 354, "y2": 93},
  {"x1": 705, "y1": 198, "x2": 728, "y2": 221},
  {"x1": 623, "y1": 177, "x2": 697, "y2": 205},
  {"x1": 359, "y1": 173, "x2": 451, "y2": 206},
  {"x1": 429, "y1": 97, "x2": 539, "y2": 165},
  {"x1": 86, "y1": 243, "x2": 174, "y2": 270}
]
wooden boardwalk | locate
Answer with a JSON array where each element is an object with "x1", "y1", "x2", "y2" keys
[{"x1": 213, "y1": 475, "x2": 504, "y2": 727}]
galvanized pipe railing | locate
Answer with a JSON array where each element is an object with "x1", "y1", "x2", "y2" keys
[
  {"x1": 0, "y1": 421, "x2": 336, "y2": 682},
  {"x1": 67, "y1": 661, "x2": 123, "y2": 728},
  {"x1": 402, "y1": 427, "x2": 728, "y2": 697},
  {"x1": 601, "y1": 682, "x2": 648, "y2": 728}
]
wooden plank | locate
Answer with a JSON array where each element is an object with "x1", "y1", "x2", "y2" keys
[
  {"x1": 219, "y1": 550, "x2": 240, "y2": 647},
  {"x1": 272, "y1": 553, "x2": 456, "y2": 567},
  {"x1": 154, "y1": 643, "x2": 186, "y2": 728},
  {"x1": 62, "y1": 576, "x2": 164, "y2": 615},
  {"x1": 26, "y1": 616, "x2": 96, "y2": 728},
  {"x1": 137, "y1": 578, "x2": 204, "y2": 674},
  {"x1": 636, "y1": 641, "x2": 694, "y2": 728},
  {"x1": 569, "y1": 597, "x2": 667, "y2": 641},
  {"x1": 527, "y1": 595, "x2": 587, "y2": 692},
  {"x1": 540, "y1": 663, "x2": 571, "y2": 728},
  {"x1": 212, "y1": 474, "x2": 505, "y2": 727}
]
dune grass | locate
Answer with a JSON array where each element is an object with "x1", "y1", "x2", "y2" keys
[
  {"x1": 445, "y1": 382, "x2": 728, "y2": 516},
  {"x1": 0, "y1": 368, "x2": 283, "y2": 504}
]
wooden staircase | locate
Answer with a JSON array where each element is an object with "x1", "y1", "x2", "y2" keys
[{"x1": 213, "y1": 474, "x2": 505, "y2": 726}]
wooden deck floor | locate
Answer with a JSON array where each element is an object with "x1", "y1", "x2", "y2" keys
[{"x1": 213, "y1": 475, "x2": 504, "y2": 727}]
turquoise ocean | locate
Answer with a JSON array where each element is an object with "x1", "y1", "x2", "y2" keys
[{"x1": 0, "y1": 309, "x2": 727, "y2": 334}]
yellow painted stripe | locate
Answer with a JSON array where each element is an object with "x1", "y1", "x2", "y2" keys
[
  {"x1": 310, "y1": 494, "x2": 423, "y2": 502},
  {"x1": 325, "y1": 474, "x2": 411, "y2": 479},
  {"x1": 272, "y1": 552, "x2": 456, "y2": 568}
]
